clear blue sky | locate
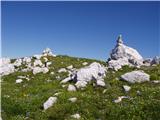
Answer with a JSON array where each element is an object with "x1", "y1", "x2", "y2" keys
[{"x1": 2, "y1": 1, "x2": 160, "y2": 60}]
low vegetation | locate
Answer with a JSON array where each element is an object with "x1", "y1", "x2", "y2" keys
[{"x1": 1, "y1": 55, "x2": 160, "y2": 120}]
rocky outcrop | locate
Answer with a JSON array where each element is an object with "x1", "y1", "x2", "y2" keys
[
  {"x1": 0, "y1": 58, "x2": 15, "y2": 76},
  {"x1": 42, "y1": 48, "x2": 56, "y2": 57},
  {"x1": 151, "y1": 56, "x2": 160, "y2": 65},
  {"x1": 61, "y1": 62, "x2": 107, "y2": 88},
  {"x1": 108, "y1": 35, "x2": 143, "y2": 70},
  {"x1": 120, "y1": 70, "x2": 150, "y2": 83}
]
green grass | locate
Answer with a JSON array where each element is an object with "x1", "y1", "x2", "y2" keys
[{"x1": 1, "y1": 56, "x2": 160, "y2": 120}]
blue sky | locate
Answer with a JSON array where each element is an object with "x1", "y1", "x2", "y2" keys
[{"x1": 2, "y1": 1, "x2": 160, "y2": 60}]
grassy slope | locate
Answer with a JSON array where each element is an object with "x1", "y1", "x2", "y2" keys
[{"x1": 1, "y1": 55, "x2": 160, "y2": 120}]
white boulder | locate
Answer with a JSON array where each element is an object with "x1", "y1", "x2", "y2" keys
[
  {"x1": 67, "y1": 65, "x2": 73, "y2": 70},
  {"x1": 0, "y1": 58, "x2": 15, "y2": 76},
  {"x1": 151, "y1": 56, "x2": 160, "y2": 65},
  {"x1": 43, "y1": 97, "x2": 57, "y2": 110},
  {"x1": 67, "y1": 84, "x2": 76, "y2": 91},
  {"x1": 58, "y1": 68, "x2": 67, "y2": 73},
  {"x1": 108, "y1": 58, "x2": 130, "y2": 71},
  {"x1": 96, "y1": 79, "x2": 106, "y2": 87},
  {"x1": 32, "y1": 67, "x2": 49, "y2": 74},
  {"x1": 42, "y1": 48, "x2": 56, "y2": 57},
  {"x1": 23, "y1": 57, "x2": 31, "y2": 63},
  {"x1": 108, "y1": 35, "x2": 143, "y2": 70},
  {"x1": 14, "y1": 59, "x2": 22, "y2": 67},
  {"x1": 82, "y1": 62, "x2": 88, "y2": 66},
  {"x1": 114, "y1": 96, "x2": 129, "y2": 103},
  {"x1": 68, "y1": 97, "x2": 77, "y2": 102},
  {"x1": 123, "y1": 85, "x2": 131, "y2": 92},
  {"x1": 121, "y1": 70, "x2": 150, "y2": 83},
  {"x1": 75, "y1": 81, "x2": 88, "y2": 88},
  {"x1": 33, "y1": 59, "x2": 43, "y2": 67},
  {"x1": 16, "y1": 79, "x2": 23, "y2": 84},
  {"x1": 71, "y1": 113, "x2": 81, "y2": 119}
]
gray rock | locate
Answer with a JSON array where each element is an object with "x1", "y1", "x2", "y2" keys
[
  {"x1": 108, "y1": 35, "x2": 143, "y2": 70},
  {"x1": 121, "y1": 70, "x2": 150, "y2": 83}
]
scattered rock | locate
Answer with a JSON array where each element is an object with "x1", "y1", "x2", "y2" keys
[
  {"x1": 23, "y1": 57, "x2": 31, "y2": 63},
  {"x1": 71, "y1": 113, "x2": 81, "y2": 119},
  {"x1": 32, "y1": 67, "x2": 49, "y2": 74},
  {"x1": 0, "y1": 63, "x2": 15, "y2": 76},
  {"x1": 151, "y1": 56, "x2": 160, "y2": 65},
  {"x1": 113, "y1": 96, "x2": 130, "y2": 103},
  {"x1": 61, "y1": 77, "x2": 72, "y2": 84},
  {"x1": 62, "y1": 62, "x2": 106, "y2": 89},
  {"x1": 46, "y1": 62, "x2": 52, "y2": 67},
  {"x1": 68, "y1": 97, "x2": 77, "y2": 102},
  {"x1": 33, "y1": 55, "x2": 42, "y2": 59},
  {"x1": 82, "y1": 62, "x2": 88, "y2": 66},
  {"x1": 96, "y1": 79, "x2": 106, "y2": 87},
  {"x1": 16, "y1": 79, "x2": 23, "y2": 84},
  {"x1": 54, "y1": 92, "x2": 62, "y2": 96},
  {"x1": 13, "y1": 59, "x2": 22, "y2": 67},
  {"x1": 121, "y1": 70, "x2": 150, "y2": 83},
  {"x1": 123, "y1": 85, "x2": 131, "y2": 92},
  {"x1": 67, "y1": 65, "x2": 73, "y2": 69},
  {"x1": 50, "y1": 72, "x2": 54, "y2": 75},
  {"x1": 151, "y1": 80, "x2": 160, "y2": 84},
  {"x1": 33, "y1": 59, "x2": 43, "y2": 67},
  {"x1": 67, "y1": 84, "x2": 76, "y2": 91},
  {"x1": 43, "y1": 97, "x2": 57, "y2": 110},
  {"x1": 75, "y1": 81, "x2": 87, "y2": 89},
  {"x1": 58, "y1": 68, "x2": 67, "y2": 73}
]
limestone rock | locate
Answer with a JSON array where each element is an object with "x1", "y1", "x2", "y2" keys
[
  {"x1": 16, "y1": 79, "x2": 23, "y2": 84},
  {"x1": 123, "y1": 85, "x2": 131, "y2": 92},
  {"x1": 68, "y1": 97, "x2": 77, "y2": 102},
  {"x1": 121, "y1": 70, "x2": 150, "y2": 83},
  {"x1": 67, "y1": 84, "x2": 76, "y2": 91},
  {"x1": 108, "y1": 35, "x2": 143, "y2": 70},
  {"x1": 43, "y1": 97, "x2": 57, "y2": 110},
  {"x1": 151, "y1": 56, "x2": 160, "y2": 65},
  {"x1": 42, "y1": 48, "x2": 56, "y2": 57},
  {"x1": 0, "y1": 58, "x2": 15, "y2": 76},
  {"x1": 71, "y1": 113, "x2": 81, "y2": 119},
  {"x1": 32, "y1": 67, "x2": 49, "y2": 74},
  {"x1": 58, "y1": 68, "x2": 67, "y2": 73}
]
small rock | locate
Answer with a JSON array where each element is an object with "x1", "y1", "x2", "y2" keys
[
  {"x1": 114, "y1": 96, "x2": 129, "y2": 103},
  {"x1": 152, "y1": 80, "x2": 160, "y2": 83},
  {"x1": 136, "y1": 90, "x2": 142, "y2": 96},
  {"x1": 67, "y1": 84, "x2": 76, "y2": 91},
  {"x1": 97, "y1": 80, "x2": 105, "y2": 87},
  {"x1": 67, "y1": 65, "x2": 73, "y2": 69},
  {"x1": 62, "y1": 85, "x2": 67, "y2": 88},
  {"x1": 58, "y1": 68, "x2": 67, "y2": 73},
  {"x1": 60, "y1": 77, "x2": 71, "y2": 84},
  {"x1": 82, "y1": 62, "x2": 88, "y2": 66},
  {"x1": 75, "y1": 81, "x2": 87, "y2": 89},
  {"x1": 16, "y1": 79, "x2": 23, "y2": 84},
  {"x1": 123, "y1": 85, "x2": 131, "y2": 92},
  {"x1": 43, "y1": 97, "x2": 57, "y2": 110},
  {"x1": 71, "y1": 113, "x2": 81, "y2": 119},
  {"x1": 68, "y1": 97, "x2": 77, "y2": 102},
  {"x1": 50, "y1": 72, "x2": 54, "y2": 75},
  {"x1": 54, "y1": 92, "x2": 62, "y2": 96}
]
